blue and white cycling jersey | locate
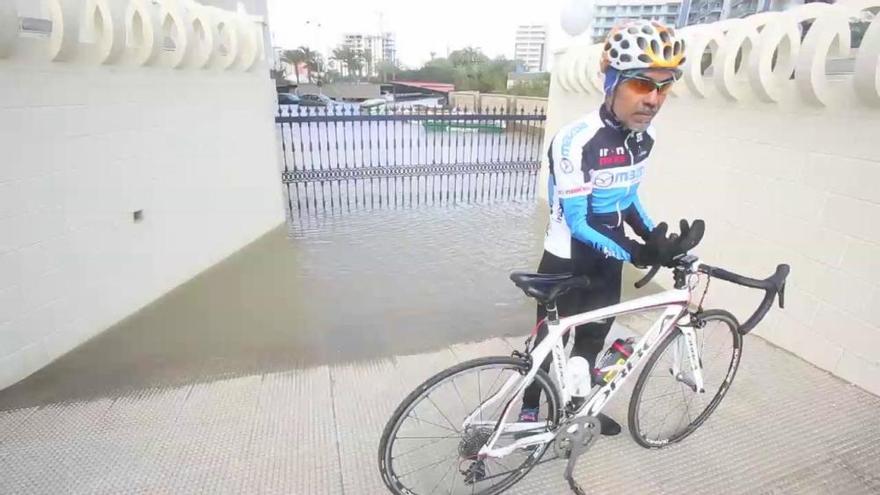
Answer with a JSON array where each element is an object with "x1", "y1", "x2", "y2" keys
[{"x1": 544, "y1": 105, "x2": 656, "y2": 261}]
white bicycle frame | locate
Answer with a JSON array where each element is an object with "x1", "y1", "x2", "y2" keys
[{"x1": 468, "y1": 284, "x2": 706, "y2": 459}]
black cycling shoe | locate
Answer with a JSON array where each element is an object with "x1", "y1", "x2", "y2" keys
[{"x1": 597, "y1": 413, "x2": 621, "y2": 436}]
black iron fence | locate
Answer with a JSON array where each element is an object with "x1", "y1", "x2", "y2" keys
[{"x1": 275, "y1": 104, "x2": 546, "y2": 215}]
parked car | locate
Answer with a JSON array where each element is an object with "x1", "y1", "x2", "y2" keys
[
  {"x1": 277, "y1": 93, "x2": 300, "y2": 105},
  {"x1": 360, "y1": 98, "x2": 387, "y2": 112},
  {"x1": 298, "y1": 94, "x2": 333, "y2": 107}
]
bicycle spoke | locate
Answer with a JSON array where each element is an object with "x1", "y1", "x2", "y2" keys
[
  {"x1": 642, "y1": 375, "x2": 682, "y2": 435},
  {"x1": 677, "y1": 382, "x2": 693, "y2": 426},
  {"x1": 478, "y1": 370, "x2": 482, "y2": 424},
  {"x1": 477, "y1": 369, "x2": 504, "y2": 419},
  {"x1": 382, "y1": 359, "x2": 560, "y2": 495},
  {"x1": 426, "y1": 393, "x2": 461, "y2": 433},
  {"x1": 428, "y1": 460, "x2": 457, "y2": 495},
  {"x1": 451, "y1": 377, "x2": 469, "y2": 411},
  {"x1": 448, "y1": 458, "x2": 457, "y2": 493},
  {"x1": 636, "y1": 390, "x2": 682, "y2": 403},
  {"x1": 396, "y1": 435, "x2": 462, "y2": 440},
  {"x1": 394, "y1": 435, "x2": 459, "y2": 461},
  {"x1": 407, "y1": 411, "x2": 459, "y2": 435},
  {"x1": 487, "y1": 454, "x2": 518, "y2": 475},
  {"x1": 397, "y1": 451, "x2": 460, "y2": 479}
]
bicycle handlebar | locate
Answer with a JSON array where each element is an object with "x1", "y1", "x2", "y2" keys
[
  {"x1": 699, "y1": 263, "x2": 790, "y2": 334},
  {"x1": 634, "y1": 264, "x2": 661, "y2": 289}
]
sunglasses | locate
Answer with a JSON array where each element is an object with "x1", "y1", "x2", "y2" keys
[{"x1": 620, "y1": 73, "x2": 679, "y2": 95}]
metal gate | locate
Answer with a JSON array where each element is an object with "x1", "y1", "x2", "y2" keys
[{"x1": 275, "y1": 104, "x2": 546, "y2": 215}]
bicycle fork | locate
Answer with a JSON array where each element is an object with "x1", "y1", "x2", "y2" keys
[{"x1": 671, "y1": 325, "x2": 706, "y2": 393}]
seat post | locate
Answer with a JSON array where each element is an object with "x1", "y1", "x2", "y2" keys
[{"x1": 545, "y1": 301, "x2": 560, "y2": 324}]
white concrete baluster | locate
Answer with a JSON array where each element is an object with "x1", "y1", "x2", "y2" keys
[
  {"x1": 714, "y1": 12, "x2": 777, "y2": 101},
  {"x1": 206, "y1": 6, "x2": 238, "y2": 71},
  {"x1": 125, "y1": 0, "x2": 161, "y2": 66},
  {"x1": 82, "y1": 0, "x2": 126, "y2": 65},
  {"x1": 849, "y1": 2, "x2": 880, "y2": 105},
  {"x1": 181, "y1": 0, "x2": 215, "y2": 70},
  {"x1": 557, "y1": 50, "x2": 578, "y2": 93},
  {"x1": 682, "y1": 20, "x2": 740, "y2": 98},
  {"x1": 795, "y1": 6, "x2": 852, "y2": 106},
  {"x1": 156, "y1": 0, "x2": 188, "y2": 69},
  {"x1": 571, "y1": 44, "x2": 595, "y2": 94},
  {"x1": 0, "y1": 0, "x2": 17, "y2": 59},
  {"x1": 45, "y1": 0, "x2": 82, "y2": 62},
  {"x1": 233, "y1": 13, "x2": 257, "y2": 72},
  {"x1": 584, "y1": 44, "x2": 606, "y2": 94}
]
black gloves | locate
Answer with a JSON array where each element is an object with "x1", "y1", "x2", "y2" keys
[{"x1": 633, "y1": 219, "x2": 705, "y2": 268}]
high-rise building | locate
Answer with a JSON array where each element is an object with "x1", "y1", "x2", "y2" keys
[
  {"x1": 339, "y1": 32, "x2": 397, "y2": 76},
  {"x1": 590, "y1": 0, "x2": 684, "y2": 43},
  {"x1": 680, "y1": 0, "x2": 829, "y2": 26},
  {"x1": 681, "y1": 0, "x2": 727, "y2": 25},
  {"x1": 514, "y1": 24, "x2": 549, "y2": 72}
]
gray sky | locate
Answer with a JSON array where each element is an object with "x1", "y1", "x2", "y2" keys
[{"x1": 267, "y1": 0, "x2": 570, "y2": 68}]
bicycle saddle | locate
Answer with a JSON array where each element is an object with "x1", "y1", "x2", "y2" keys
[{"x1": 509, "y1": 272, "x2": 592, "y2": 305}]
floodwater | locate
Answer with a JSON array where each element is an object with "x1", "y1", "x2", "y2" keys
[{"x1": 0, "y1": 202, "x2": 552, "y2": 410}]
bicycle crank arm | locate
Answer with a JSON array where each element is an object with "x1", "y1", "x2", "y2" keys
[{"x1": 557, "y1": 416, "x2": 601, "y2": 495}]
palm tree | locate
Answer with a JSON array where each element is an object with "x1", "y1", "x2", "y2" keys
[
  {"x1": 362, "y1": 49, "x2": 373, "y2": 78},
  {"x1": 348, "y1": 50, "x2": 364, "y2": 80},
  {"x1": 331, "y1": 47, "x2": 352, "y2": 77},
  {"x1": 281, "y1": 48, "x2": 306, "y2": 84},
  {"x1": 298, "y1": 46, "x2": 322, "y2": 83}
]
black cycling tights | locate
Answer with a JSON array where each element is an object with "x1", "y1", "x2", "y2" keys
[{"x1": 521, "y1": 246, "x2": 622, "y2": 410}]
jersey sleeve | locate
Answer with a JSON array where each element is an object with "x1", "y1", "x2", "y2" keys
[{"x1": 625, "y1": 193, "x2": 655, "y2": 241}]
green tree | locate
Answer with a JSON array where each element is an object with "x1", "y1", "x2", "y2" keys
[
  {"x1": 507, "y1": 74, "x2": 551, "y2": 97},
  {"x1": 331, "y1": 47, "x2": 354, "y2": 77},
  {"x1": 376, "y1": 59, "x2": 398, "y2": 83},
  {"x1": 448, "y1": 47, "x2": 489, "y2": 67}
]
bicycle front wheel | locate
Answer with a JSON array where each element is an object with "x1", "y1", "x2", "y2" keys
[
  {"x1": 628, "y1": 309, "x2": 742, "y2": 448},
  {"x1": 378, "y1": 356, "x2": 562, "y2": 495}
]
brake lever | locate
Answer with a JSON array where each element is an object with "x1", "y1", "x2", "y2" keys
[
  {"x1": 778, "y1": 282, "x2": 786, "y2": 309},
  {"x1": 634, "y1": 264, "x2": 661, "y2": 289}
]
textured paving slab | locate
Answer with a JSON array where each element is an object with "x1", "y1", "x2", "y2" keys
[{"x1": 0, "y1": 333, "x2": 877, "y2": 494}]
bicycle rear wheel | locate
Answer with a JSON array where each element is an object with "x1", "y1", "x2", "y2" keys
[
  {"x1": 378, "y1": 356, "x2": 562, "y2": 495},
  {"x1": 628, "y1": 309, "x2": 742, "y2": 448}
]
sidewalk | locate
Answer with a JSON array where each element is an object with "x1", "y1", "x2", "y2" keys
[{"x1": 1, "y1": 331, "x2": 878, "y2": 494}]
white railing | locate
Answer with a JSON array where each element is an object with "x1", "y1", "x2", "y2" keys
[
  {"x1": 553, "y1": 0, "x2": 880, "y2": 107},
  {"x1": 0, "y1": 0, "x2": 266, "y2": 72}
]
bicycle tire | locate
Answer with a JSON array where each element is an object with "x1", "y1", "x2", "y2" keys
[
  {"x1": 378, "y1": 356, "x2": 562, "y2": 495},
  {"x1": 628, "y1": 309, "x2": 742, "y2": 449}
]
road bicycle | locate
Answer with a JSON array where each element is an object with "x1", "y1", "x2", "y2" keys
[{"x1": 378, "y1": 222, "x2": 789, "y2": 494}]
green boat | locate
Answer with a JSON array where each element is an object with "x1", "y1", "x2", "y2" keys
[{"x1": 421, "y1": 120, "x2": 506, "y2": 133}]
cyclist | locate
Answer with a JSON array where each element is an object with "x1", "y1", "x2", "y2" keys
[{"x1": 520, "y1": 19, "x2": 687, "y2": 435}]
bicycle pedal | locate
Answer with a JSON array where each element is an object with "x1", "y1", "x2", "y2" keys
[{"x1": 566, "y1": 475, "x2": 588, "y2": 495}]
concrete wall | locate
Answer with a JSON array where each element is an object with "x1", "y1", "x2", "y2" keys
[
  {"x1": 544, "y1": 2, "x2": 880, "y2": 395},
  {"x1": 0, "y1": 0, "x2": 283, "y2": 389},
  {"x1": 448, "y1": 91, "x2": 548, "y2": 115},
  {"x1": 513, "y1": 96, "x2": 548, "y2": 115},
  {"x1": 449, "y1": 91, "x2": 479, "y2": 111},
  {"x1": 479, "y1": 94, "x2": 514, "y2": 112},
  {"x1": 297, "y1": 82, "x2": 380, "y2": 100}
]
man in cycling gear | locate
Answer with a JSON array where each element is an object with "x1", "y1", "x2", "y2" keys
[{"x1": 520, "y1": 20, "x2": 686, "y2": 435}]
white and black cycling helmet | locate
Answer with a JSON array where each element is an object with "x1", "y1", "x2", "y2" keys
[{"x1": 601, "y1": 20, "x2": 686, "y2": 73}]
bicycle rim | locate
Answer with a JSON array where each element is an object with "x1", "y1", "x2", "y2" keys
[
  {"x1": 628, "y1": 310, "x2": 742, "y2": 448},
  {"x1": 378, "y1": 356, "x2": 561, "y2": 495}
]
